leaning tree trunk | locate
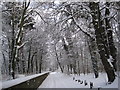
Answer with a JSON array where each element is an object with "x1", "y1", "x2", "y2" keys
[
  {"x1": 105, "y1": 2, "x2": 117, "y2": 71},
  {"x1": 89, "y1": 2, "x2": 115, "y2": 83}
]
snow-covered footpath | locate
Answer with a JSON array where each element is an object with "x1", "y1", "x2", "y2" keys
[{"x1": 39, "y1": 72, "x2": 118, "y2": 88}]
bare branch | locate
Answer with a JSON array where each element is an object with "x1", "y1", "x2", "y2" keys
[
  {"x1": 34, "y1": 10, "x2": 49, "y2": 24},
  {"x1": 17, "y1": 41, "x2": 28, "y2": 50},
  {"x1": 72, "y1": 16, "x2": 94, "y2": 39}
]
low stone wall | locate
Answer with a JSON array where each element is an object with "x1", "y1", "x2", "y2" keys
[{"x1": 2, "y1": 72, "x2": 49, "y2": 90}]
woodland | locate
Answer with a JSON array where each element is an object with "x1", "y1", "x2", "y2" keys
[{"x1": 1, "y1": 1, "x2": 120, "y2": 84}]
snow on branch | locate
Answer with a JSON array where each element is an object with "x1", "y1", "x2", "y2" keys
[
  {"x1": 72, "y1": 16, "x2": 94, "y2": 40},
  {"x1": 23, "y1": 21, "x2": 35, "y2": 27},
  {"x1": 2, "y1": 9, "x2": 12, "y2": 12},
  {"x1": 55, "y1": 11, "x2": 80, "y2": 25},
  {"x1": 107, "y1": 55, "x2": 114, "y2": 68},
  {"x1": 108, "y1": 12, "x2": 117, "y2": 21},
  {"x1": 34, "y1": 10, "x2": 48, "y2": 24},
  {"x1": 17, "y1": 41, "x2": 28, "y2": 50}
]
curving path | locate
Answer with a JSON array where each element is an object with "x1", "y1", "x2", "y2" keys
[{"x1": 38, "y1": 72, "x2": 86, "y2": 88}]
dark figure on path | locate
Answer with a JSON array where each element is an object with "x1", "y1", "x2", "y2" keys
[
  {"x1": 84, "y1": 80, "x2": 87, "y2": 86},
  {"x1": 78, "y1": 80, "x2": 81, "y2": 83},
  {"x1": 73, "y1": 77, "x2": 75, "y2": 80},
  {"x1": 90, "y1": 82, "x2": 93, "y2": 89},
  {"x1": 11, "y1": 71, "x2": 15, "y2": 79},
  {"x1": 80, "y1": 81, "x2": 83, "y2": 84},
  {"x1": 98, "y1": 87, "x2": 101, "y2": 90}
]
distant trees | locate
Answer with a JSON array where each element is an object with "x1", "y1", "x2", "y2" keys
[
  {"x1": 2, "y1": 2, "x2": 31, "y2": 79},
  {"x1": 51, "y1": 2, "x2": 118, "y2": 82},
  {"x1": 54, "y1": 2, "x2": 100, "y2": 76},
  {"x1": 2, "y1": 2, "x2": 36, "y2": 79}
]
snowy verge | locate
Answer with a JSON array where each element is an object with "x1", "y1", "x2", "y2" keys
[
  {"x1": 2, "y1": 71, "x2": 50, "y2": 89},
  {"x1": 39, "y1": 72, "x2": 118, "y2": 88},
  {"x1": 102, "y1": 77, "x2": 118, "y2": 88},
  {"x1": 70, "y1": 73, "x2": 118, "y2": 88}
]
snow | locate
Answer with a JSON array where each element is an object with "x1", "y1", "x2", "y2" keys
[
  {"x1": 17, "y1": 41, "x2": 27, "y2": 49},
  {"x1": 0, "y1": 81, "x2": 2, "y2": 90},
  {"x1": 103, "y1": 78, "x2": 118, "y2": 88},
  {"x1": 107, "y1": 55, "x2": 114, "y2": 68},
  {"x1": 39, "y1": 72, "x2": 85, "y2": 88},
  {"x1": 38, "y1": 72, "x2": 118, "y2": 88},
  {"x1": 16, "y1": 74, "x2": 26, "y2": 78},
  {"x1": 2, "y1": 72, "x2": 49, "y2": 89},
  {"x1": 2, "y1": 72, "x2": 118, "y2": 89}
]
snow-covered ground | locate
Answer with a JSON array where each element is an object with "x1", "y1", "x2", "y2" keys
[
  {"x1": 2, "y1": 74, "x2": 26, "y2": 81},
  {"x1": 1, "y1": 71, "x2": 118, "y2": 89},
  {"x1": 0, "y1": 81, "x2": 2, "y2": 90},
  {"x1": 38, "y1": 72, "x2": 118, "y2": 88}
]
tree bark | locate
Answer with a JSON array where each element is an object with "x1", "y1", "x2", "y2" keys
[
  {"x1": 35, "y1": 54, "x2": 38, "y2": 74},
  {"x1": 11, "y1": 3, "x2": 15, "y2": 79},
  {"x1": 30, "y1": 51, "x2": 37, "y2": 73},
  {"x1": 27, "y1": 45, "x2": 31, "y2": 74},
  {"x1": 39, "y1": 54, "x2": 42, "y2": 73},
  {"x1": 86, "y1": 37, "x2": 99, "y2": 78},
  {"x1": 89, "y1": 2, "x2": 115, "y2": 83},
  {"x1": 105, "y1": 2, "x2": 117, "y2": 71}
]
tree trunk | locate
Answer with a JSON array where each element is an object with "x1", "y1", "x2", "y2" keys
[
  {"x1": 89, "y1": 2, "x2": 115, "y2": 83},
  {"x1": 86, "y1": 37, "x2": 99, "y2": 78},
  {"x1": 27, "y1": 45, "x2": 31, "y2": 74},
  {"x1": 67, "y1": 65, "x2": 70, "y2": 74},
  {"x1": 77, "y1": 61, "x2": 80, "y2": 75},
  {"x1": 105, "y1": 2, "x2": 117, "y2": 71},
  {"x1": 2, "y1": 52, "x2": 8, "y2": 75},
  {"x1": 80, "y1": 47, "x2": 85, "y2": 75},
  {"x1": 35, "y1": 54, "x2": 38, "y2": 74},
  {"x1": 39, "y1": 55, "x2": 42, "y2": 73},
  {"x1": 117, "y1": 2, "x2": 120, "y2": 73},
  {"x1": 8, "y1": 38, "x2": 12, "y2": 75},
  {"x1": 11, "y1": 4, "x2": 16, "y2": 79},
  {"x1": 54, "y1": 44, "x2": 64, "y2": 73},
  {"x1": 31, "y1": 52, "x2": 37, "y2": 73}
]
